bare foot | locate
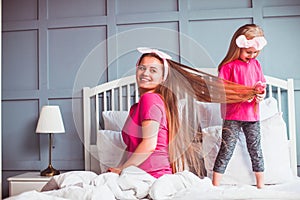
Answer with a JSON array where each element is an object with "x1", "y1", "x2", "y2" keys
[
  {"x1": 257, "y1": 183, "x2": 265, "y2": 189},
  {"x1": 212, "y1": 172, "x2": 222, "y2": 186},
  {"x1": 255, "y1": 172, "x2": 265, "y2": 189}
]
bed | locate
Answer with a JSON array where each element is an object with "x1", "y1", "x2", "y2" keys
[{"x1": 6, "y1": 68, "x2": 300, "y2": 200}]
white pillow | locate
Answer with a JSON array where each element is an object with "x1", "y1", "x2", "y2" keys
[
  {"x1": 202, "y1": 112, "x2": 294, "y2": 185},
  {"x1": 260, "y1": 97, "x2": 279, "y2": 121},
  {"x1": 195, "y1": 97, "x2": 278, "y2": 129},
  {"x1": 195, "y1": 102, "x2": 222, "y2": 129},
  {"x1": 260, "y1": 113, "x2": 294, "y2": 183},
  {"x1": 102, "y1": 111, "x2": 129, "y2": 131},
  {"x1": 97, "y1": 130, "x2": 127, "y2": 173}
]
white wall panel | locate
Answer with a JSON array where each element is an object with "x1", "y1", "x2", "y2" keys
[
  {"x1": 2, "y1": 0, "x2": 38, "y2": 21},
  {"x1": 48, "y1": 26, "x2": 107, "y2": 90},
  {"x1": 2, "y1": 100, "x2": 40, "y2": 166},
  {"x1": 2, "y1": 30, "x2": 38, "y2": 91},
  {"x1": 263, "y1": 17, "x2": 300, "y2": 79},
  {"x1": 188, "y1": 0, "x2": 251, "y2": 10},
  {"x1": 48, "y1": 0, "x2": 106, "y2": 19},
  {"x1": 116, "y1": 0, "x2": 177, "y2": 14},
  {"x1": 263, "y1": 0, "x2": 300, "y2": 7}
]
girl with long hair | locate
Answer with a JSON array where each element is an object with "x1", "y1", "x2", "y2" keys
[{"x1": 212, "y1": 24, "x2": 267, "y2": 188}]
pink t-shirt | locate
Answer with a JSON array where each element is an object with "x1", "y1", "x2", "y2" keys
[
  {"x1": 218, "y1": 59, "x2": 266, "y2": 121},
  {"x1": 122, "y1": 92, "x2": 172, "y2": 178}
]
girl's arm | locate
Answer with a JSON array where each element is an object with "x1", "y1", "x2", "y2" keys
[{"x1": 108, "y1": 119, "x2": 159, "y2": 174}]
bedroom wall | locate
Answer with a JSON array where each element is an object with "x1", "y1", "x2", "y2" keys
[{"x1": 2, "y1": 0, "x2": 300, "y2": 197}]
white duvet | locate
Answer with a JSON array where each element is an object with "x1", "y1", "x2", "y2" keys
[{"x1": 6, "y1": 167, "x2": 300, "y2": 200}]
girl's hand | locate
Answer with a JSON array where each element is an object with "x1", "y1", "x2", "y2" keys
[
  {"x1": 254, "y1": 81, "x2": 266, "y2": 94},
  {"x1": 254, "y1": 81, "x2": 266, "y2": 103},
  {"x1": 256, "y1": 92, "x2": 266, "y2": 103},
  {"x1": 107, "y1": 167, "x2": 122, "y2": 175}
]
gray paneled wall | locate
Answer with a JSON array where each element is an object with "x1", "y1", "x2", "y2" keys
[{"x1": 2, "y1": 0, "x2": 300, "y2": 197}]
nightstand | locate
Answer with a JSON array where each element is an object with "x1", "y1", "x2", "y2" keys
[{"x1": 7, "y1": 172, "x2": 52, "y2": 196}]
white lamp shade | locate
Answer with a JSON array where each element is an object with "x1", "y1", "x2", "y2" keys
[{"x1": 36, "y1": 105, "x2": 65, "y2": 133}]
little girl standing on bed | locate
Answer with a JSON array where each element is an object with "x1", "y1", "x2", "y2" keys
[{"x1": 212, "y1": 24, "x2": 267, "y2": 189}]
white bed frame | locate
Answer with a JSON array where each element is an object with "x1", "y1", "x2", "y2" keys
[{"x1": 83, "y1": 68, "x2": 297, "y2": 176}]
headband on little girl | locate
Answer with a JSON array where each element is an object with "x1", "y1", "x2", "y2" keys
[
  {"x1": 236, "y1": 35, "x2": 267, "y2": 50},
  {"x1": 137, "y1": 47, "x2": 172, "y2": 81}
]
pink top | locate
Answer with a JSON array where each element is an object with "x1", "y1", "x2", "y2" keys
[
  {"x1": 218, "y1": 59, "x2": 266, "y2": 121},
  {"x1": 122, "y1": 92, "x2": 172, "y2": 178}
]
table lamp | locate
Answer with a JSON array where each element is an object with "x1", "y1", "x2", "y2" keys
[{"x1": 36, "y1": 105, "x2": 65, "y2": 176}]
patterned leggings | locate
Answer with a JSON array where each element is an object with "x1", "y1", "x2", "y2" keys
[{"x1": 213, "y1": 120, "x2": 264, "y2": 174}]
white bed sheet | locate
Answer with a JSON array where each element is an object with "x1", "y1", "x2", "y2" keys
[
  {"x1": 173, "y1": 178, "x2": 300, "y2": 200},
  {"x1": 5, "y1": 168, "x2": 300, "y2": 200}
]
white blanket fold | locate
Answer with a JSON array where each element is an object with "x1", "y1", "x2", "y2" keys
[
  {"x1": 6, "y1": 168, "x2": 300, "y2": 200},
  {"x1": 149, "y1": 171, "x2": 213, "y2": 200},
  {"x1": 6, "y1": 167, "x2": 208, "y2": 200}
]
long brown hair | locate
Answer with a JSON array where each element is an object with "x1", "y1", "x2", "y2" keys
[{"x1": 218, "y1": 24, "x2": 265, "y2": 71}]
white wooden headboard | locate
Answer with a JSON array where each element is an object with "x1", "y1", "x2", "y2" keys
[{"x1": 83, "y1": 68, "x2": 297, "y2": 175}]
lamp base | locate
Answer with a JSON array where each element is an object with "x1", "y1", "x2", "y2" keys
[{"x1": 40, "y1": 164, "x2": 60, "y2": 176}]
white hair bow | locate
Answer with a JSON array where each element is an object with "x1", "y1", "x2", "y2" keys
[
  {"x1": 236, "y1": 35, "x2": 267, "y2": 50},
  {"x1": 137, "y1": 47, "x2": 172, "y2": 81}
]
